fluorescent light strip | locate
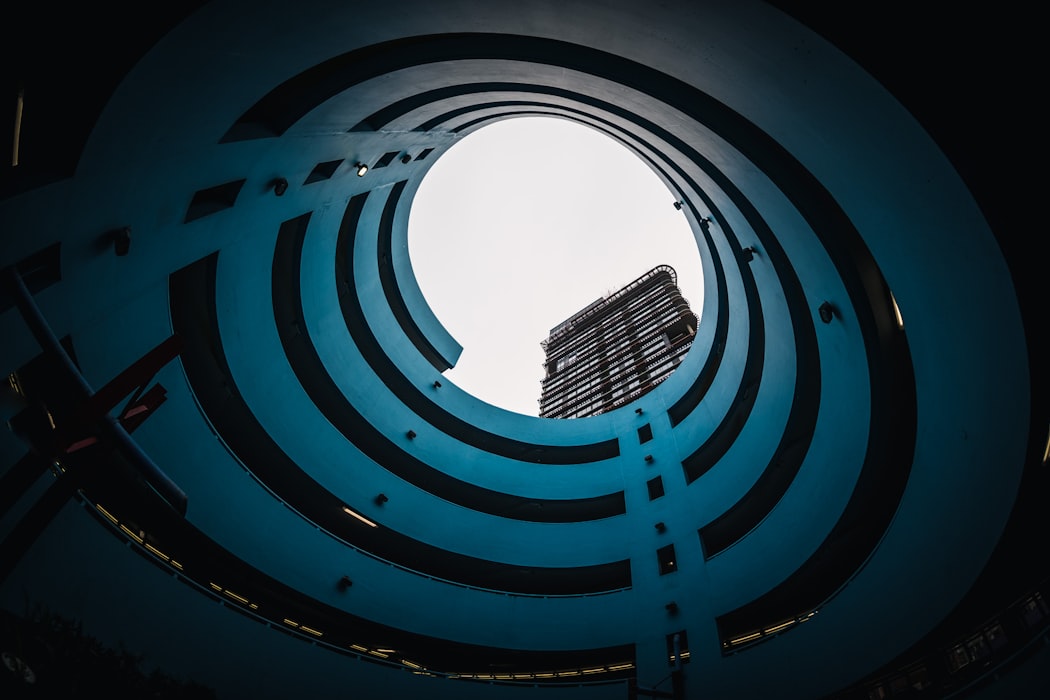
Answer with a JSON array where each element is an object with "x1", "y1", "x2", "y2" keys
[
  {"x1": 95, "y1": 504, "x2": 119, "y2": 524},
  {"x1": 119, "y1": 524, "x2": 143, "y2": 544},
  {"x1": 12, "y1": 88, "x2": 23, "y2": 166},
  {"x1": 342, "y1": 506, "x2": 378, "y2": 527},
  {"x1": 764, "y1": 619, "x2": 795, "y2": 635},
  {"x1": 729, "y1": 631, "x2": 762, "y2": 645},
  {"x1": 890, "y1": 292, "x2": 904, "y2": 329},
  {"x1": 223, "y1": 589, "x2": 250, "y2": 605},
  {"x1": 144, "y1": 543, "x2": 170, "y2": 561}
]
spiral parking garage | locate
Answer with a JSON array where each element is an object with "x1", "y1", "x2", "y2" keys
[{"x1": 0, "y1": 2, "x2": 1043, "y2": 699}]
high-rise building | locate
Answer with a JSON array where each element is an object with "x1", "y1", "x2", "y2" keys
[{"x1": 538, "y1": 265, "x2": 697, "y2": 418}]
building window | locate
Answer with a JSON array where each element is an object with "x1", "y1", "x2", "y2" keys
[
  {"x1": 658, "y1": 544, "x2": 677, "y2": 575},
  {"x1": 304, "y1": 158, "x2": 343, "y2": 184},
  {"x1": 185, "y1": 178, "x2": 246, "y2": 222},
  {"x1": 638, "y1": 424, "x2": 653, "y2": 443},
  {"x1": 556, "y1": 354, "x2": 577, "y2": 372},
  {"x1": 373, "y1": 150, "x2": 400, "y2": 168},
  {"x1": 647, "y1": 476, "x2": 664, "y2": 500},
  {"x1": 666, "y1": 630, "x2": 691, "y2": 666}
]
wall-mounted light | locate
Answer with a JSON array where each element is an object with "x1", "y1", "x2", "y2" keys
[
  {"x1": 356, "y1": 163, "x2": 369, "y2": 177},
  {"x1": 635, "y1": 407, "x2": 644, "y2": 415},
  {"x1": 432, "y1": 380, "x2": 441, "y2": 389},
  {"x1": 401, "y1": 154, "x2": 412, "y2": 164},
  {"x1": 272, "y1": 177, "x2": 288, "y2": 196},
  {"x1": 111, "y1": 226, "x2": 132, "y2": 257},
  {"x1": 374, "y1": 493, "x2": 388, "y2": 505},
  {"x1": 818, "y1": 301, "x2": 835, "y2": 324},
  {"x1": 700, "y1": 215, "x2": 712, "y2": 224},
  {"x1": 406, "y1": 430, "x2": 416, "y2": 439},
  {"x1": 655, "y1": 522, "x2": 667, "y2": 533},
  {"x1": 673, "y1": 200, "x2": 684, "y2": 210},
  {"x1": 665, "y1": 602, "x2": 679, "y2": 614},
  {"x1": 644, "y1": 454, "x2": 654, "y2": 463},
  {"x1": 741, "y1": 246, "x2": 757, "y2": 263},
  {"x1": 338, "y1": 575, "x2": 353, "y2": 590}
]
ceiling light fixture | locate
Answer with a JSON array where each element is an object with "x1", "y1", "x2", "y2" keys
[{"x1": 356, "y1": 163, "x2": 368, "y2": 177}]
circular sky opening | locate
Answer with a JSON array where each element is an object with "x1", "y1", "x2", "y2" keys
[{"x1": 408, "y1": 116, "x2": 703, "y2": 417}]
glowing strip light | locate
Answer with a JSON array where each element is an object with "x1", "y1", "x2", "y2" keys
[
  {"x1": 367, "y1": 650, "x2": 390, "y2": 659},
  {"x1": 300, "y1": 626, "x2": 323, "y2": 637},
  {"x1": 456, "y1": 663, "x2": 637, "y2": 683},
  {"x1": 342, "y1": 506, "x2": 377, "y2": 527},
  {"x1": 119, "y1": 524, "x2": 144, "y2": 544},
  {"x1": 145, "y1": 543, "x2": 170, "y2": 561},
  {"x1": 223, "y1": 589, "x2": 250, "y2": 605},
  {"x1": 728, "y1": 631, "x2": 762, "y2": 645},
  {"x1": 764, "y1": 619, "x2": 796, "y2": 635},
  {"x1": 12, "y1": 88, "x2": 23, "y2": 166},
  {"x1": 96, "y1": 504, "x2": 119, "y2": 524},
  {"x1": 350, "y1": 644, "x2": 368, "y2": 653},
  {"x1": 283, "y1": 619, "x2": 299, "y2": 627},
  {"x1": 209, "y1": 582, "x2": 223, "y2": 592},
  {"x1": 1042, "y1": 424, "x2": 1050, "y2": 464},
  {"x1": 890, "y1": 292, "x2": 904, "y2": 329},
  {"x1": 401, "y1": 659, "x2": 422, "y2": 669}
]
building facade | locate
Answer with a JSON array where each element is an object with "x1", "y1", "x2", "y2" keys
[{"x1": 539, "y1": 265, "x2": 697, "y2": 418}]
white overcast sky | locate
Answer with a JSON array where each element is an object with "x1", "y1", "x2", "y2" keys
[{"x1": 407, "y1": 116, "x2": 703, "y2": 416}]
